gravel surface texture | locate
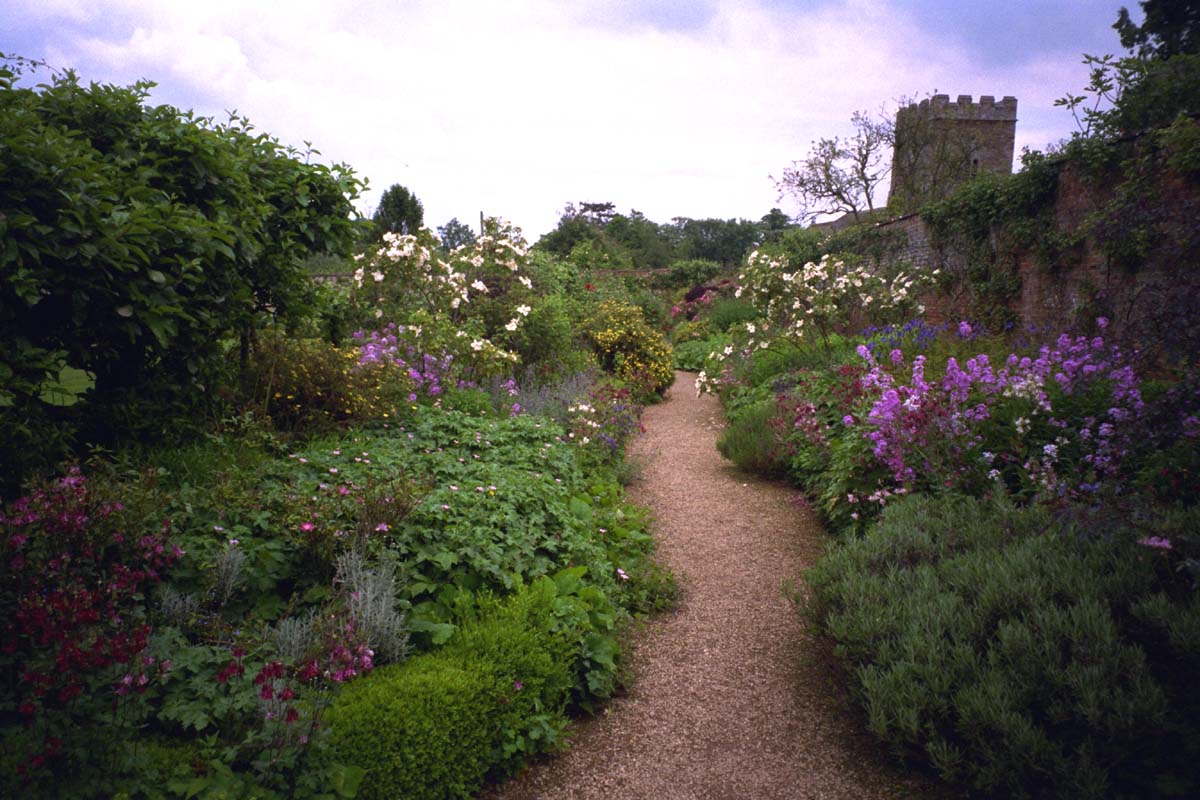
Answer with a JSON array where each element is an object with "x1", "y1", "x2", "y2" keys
[{"x1": 484, "y1": 372, "x2": 949, "y2": 800}]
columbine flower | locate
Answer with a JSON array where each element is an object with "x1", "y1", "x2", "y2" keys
[
  {"x1": 505, "y1": 319, "x2": 519, "y2": 331},
  {"x1": 516, "y1": 304, "x2": 531, "y2": 317},
  {"x1": 372, "y1": 270, "x2": 384, "y2": 282},
  {"x1": 471, "y1": 339, "x2": 484, "y2": 351},
  {"x1": 471, "y1": 279, "x2": 488, "y2": 293},
  {"x1": 616, "y1": 568, "x2": 629, "y2": 581},
  {"x1": 1138, "y1": 536, "x2": 1172, "y2": 550}
]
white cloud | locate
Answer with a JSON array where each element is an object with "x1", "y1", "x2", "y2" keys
[{"x1": 13, "y1": 0, "x2": 1101, "y2": 237}]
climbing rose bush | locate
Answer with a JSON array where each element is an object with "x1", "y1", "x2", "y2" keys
[
  {"x1": 696, "y1": 253, "x2": 936, "y2": 397},
  {"x1": 349, "y1": 217, "x2": 535, "y2": 382},
  {"x1": 735, "y1": 251, "x2": 934, "y2": 345}
]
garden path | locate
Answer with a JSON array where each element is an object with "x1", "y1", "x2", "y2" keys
[{"x1": 484, "y1": 371, "x2": 946, "y2": 800}]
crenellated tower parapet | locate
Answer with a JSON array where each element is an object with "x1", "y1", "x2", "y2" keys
[{"x1": 888, "y1": 93, "x2": 1018, "y2": 211}]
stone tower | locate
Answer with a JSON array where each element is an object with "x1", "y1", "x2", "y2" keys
[{"x1": 887, "y1": 94, "x2": 1018, "y2": 212}]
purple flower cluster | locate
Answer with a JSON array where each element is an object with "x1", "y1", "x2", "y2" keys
[
  {"x1": 861, "y1": 318, "x2": 949, "y2": 355},
  {"x1": 354, "y1": 323, "x2": 454, "y2": 399},
  {"x1": 854, "y1": 320, "x2": 1144, "y2": 499}
]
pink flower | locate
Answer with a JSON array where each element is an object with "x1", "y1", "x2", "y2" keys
[
  {"x1": 1138, "y1": 536, "x2": 1172, "y2": 550},
  {"x1": 300, "y1": 522, "x2": 315, "y2": 532}
]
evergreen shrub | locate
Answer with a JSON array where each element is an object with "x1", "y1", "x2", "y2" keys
[
  {"x1": 325, "y1": 657, "x2": 493, "y2": 800},
  {"x1": 326, "y1": 581, "x2": 581, "y2": 799},
  {"x1": 716, "y1": 398, "x2": 787, "y2": 475},
  {"x1": 807, "y1": 493, "x2": 1200, "y2": 799}
]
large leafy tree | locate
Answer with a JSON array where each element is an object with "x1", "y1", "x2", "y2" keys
[
  {"x1": 436, "y1": 217, "x2": 477, "y2": 252},
  {"x1": 372, "y1": 183, "x2": 424, "y2": 238},
  {"x1": 1115, "y1": 0, "x2": 1200, "y2": 59},
  {"x1": 1059, "y1": 3, "x2": 1200, "y2": 139},
  {"x1": 669, "y1": 217, "x2": 761, "y2": 266},
  {"x1": 0, "y1": 58, "x2": 363, "y2": 483}
]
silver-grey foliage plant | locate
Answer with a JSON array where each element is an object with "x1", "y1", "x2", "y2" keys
[{"x1": 334, "y1": 550, "x2": 410, "y2": 663}]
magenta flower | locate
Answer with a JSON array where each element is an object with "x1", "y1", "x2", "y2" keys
[{"x1": 1138, "y1": 536, "x2": 1172, "y2": 550}]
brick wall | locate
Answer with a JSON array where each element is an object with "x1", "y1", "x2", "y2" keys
[{"x1": 869, "y1": 155, "x2": 1199, "y2": 350}]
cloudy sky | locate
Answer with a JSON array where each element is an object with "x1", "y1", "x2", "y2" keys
[{"x1": 5, "y1": 0, "x2": 1130, "y2": 238}]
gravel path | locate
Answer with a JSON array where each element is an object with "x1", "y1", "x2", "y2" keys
[{"x1": 484, "y1": 371, "x2": 946, "y2": 800}]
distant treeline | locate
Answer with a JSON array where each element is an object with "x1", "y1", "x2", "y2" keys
[{"x1": 533, "y1": 202, "x2": 795, "y2": 270}]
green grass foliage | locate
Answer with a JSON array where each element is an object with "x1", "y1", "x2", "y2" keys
[{"x1": 807, "y1": 493, "x2": 1200, "y2": 799}]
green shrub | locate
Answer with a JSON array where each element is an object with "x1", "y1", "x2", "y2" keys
[
  {"x1": 807, "y1": 493, "x2": 1200, "y2": 799},
  {"x1": 673, "y1": 336, "x2": 728, "y2": 371},
  {"x1": 443, "y1": 584, "x2": 575, "y2": 775},
  {"x1": 669, "y1": 317, "x2": 712, "y2": 344},
  {"x1": 742, "y1": 335, "x2": 856, "y2": 386},
  {"x1": 716, "y1": 399, "x2": 786, "y2": 475},
  {"x1": 581, "y1": 300, "x2": 674, "y2": 400},
  {"x1": 326, "y1": 581, "x2": 582, "y2": 799},
  {"x1": 243, "y1": 332, "x2": 408, "y2": 430},
  {"x1": 0, "y1": 61, "x2": 362, "y2": 488},
  {"x1": 706, "y1": 298, "x2": 760, "y2": 332},
  {"x1": 326, "y1": 657, "x2": 494, "y2": 800},
  {"x1": 665, "y1": 258, "x2": 721, "y2": 288},
  {"x1": 513, "y1": 294, "x2": 593, "y2": 379}
]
